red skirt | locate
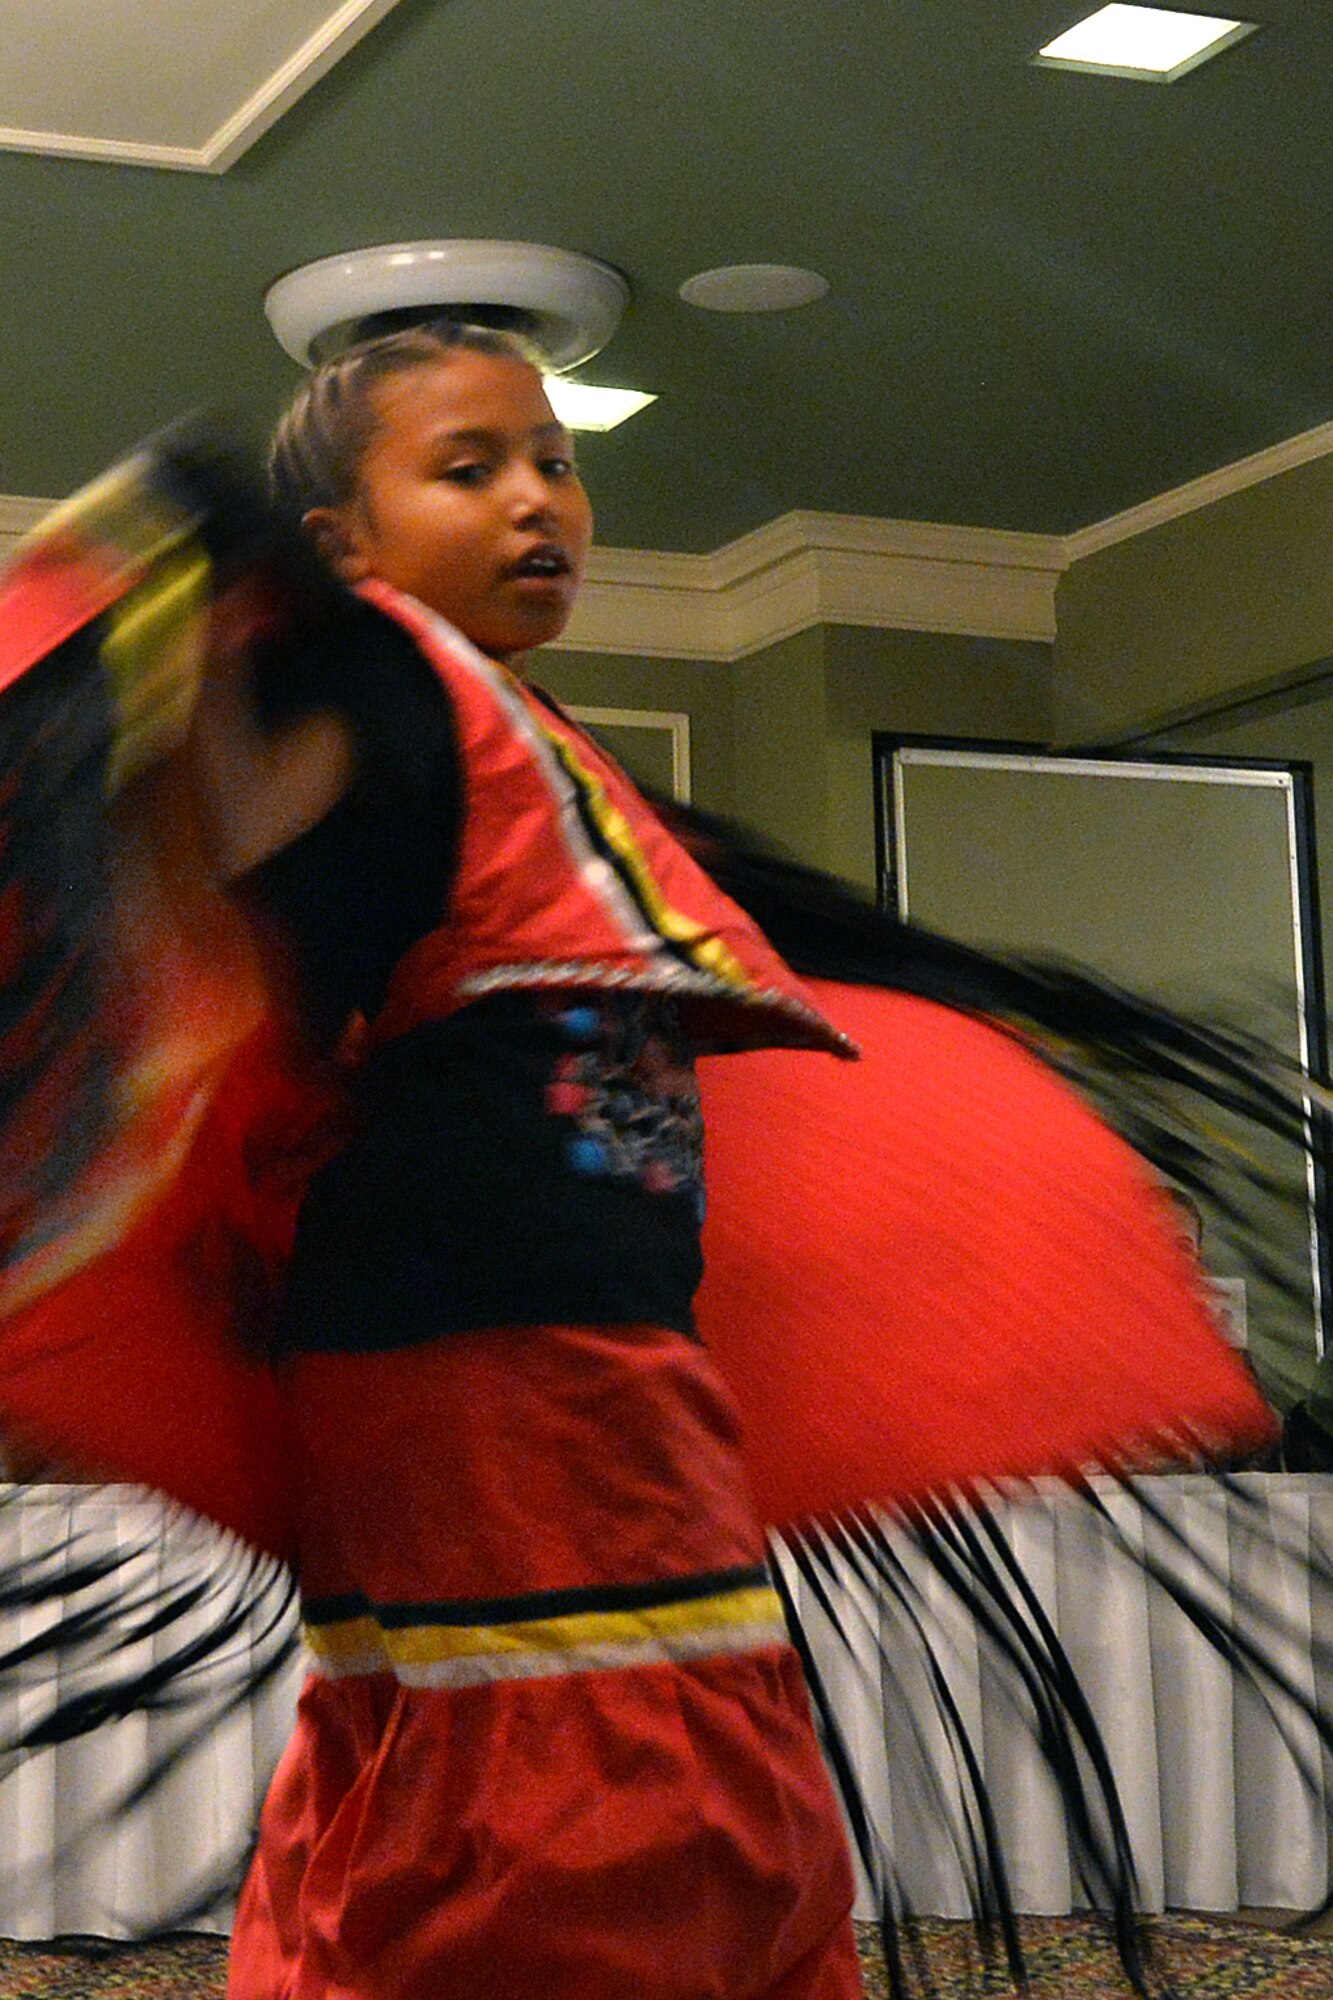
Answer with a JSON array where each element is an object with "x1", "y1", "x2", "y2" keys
[{"x1": 229, "y1": 1323, "x2": 861, "y2": 2000}]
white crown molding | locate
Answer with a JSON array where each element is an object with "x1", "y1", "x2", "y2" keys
[
  {"x1": 558, "y1": 552, "x2": 721, "y2": 659},
  {"x1": 555, "y1": 512, "x2": 1065, "y2": 661},
  {"x1": 1066, "y1": 415, "x2": 1333, "y2": 561},
  {"x1": 0, "y1": 0, "x2": 403, "y2": 174},
  {"x1": 8, "y1": 407, "x2": 1333, "y2": 654},
  {"x1": 0, "y1": 499, "x2": 1095, "y2": 657},
  {"x1": 708, "y1": 508, "x2": 1065, "y2": 584}
]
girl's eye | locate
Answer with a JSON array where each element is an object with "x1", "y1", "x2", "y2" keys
[
  {"x1": 541, "y1": 456, "x2": 576, "y2": 480},
  {"x1": 442, "y1": 462, "x2": 489, "y2": 486}
]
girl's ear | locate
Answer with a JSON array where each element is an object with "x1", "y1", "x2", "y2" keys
[{"x1": 302, "y1": 506, "x2": 372, "y2": 584}]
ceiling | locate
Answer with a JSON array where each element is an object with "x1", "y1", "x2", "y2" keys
[
  {"x1": 0, "y1": 0, "x2": 401, "y2": 169},
  {"x1": 1, "y1": 0, "x2": 1330, "y2": 554}
]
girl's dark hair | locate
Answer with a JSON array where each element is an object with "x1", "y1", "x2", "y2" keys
[{"x1": 268, "y1": 319, "x2": 545, "y2": 528}]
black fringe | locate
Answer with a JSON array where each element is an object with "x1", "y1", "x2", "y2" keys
[
  {"x1": 655, "y1": 799, "x2": 1333, "y2": 1990},
  {"x1": 0, "y1": 625, "x2": 118, "y2": 1253},
  {"x1": 0, "y1": 1485, "x2": 298, "y2": 1933},
  {"x1": 777, "y1": 1471, "x2": 1333, "y2": 1998},
  {"x1": 3, "y1": 445, "x2": 1333, "y2": 1980}
]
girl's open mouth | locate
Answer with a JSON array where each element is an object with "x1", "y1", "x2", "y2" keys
[{"x1": 510, "y1": 546, "x2": 571, "y2": 580}]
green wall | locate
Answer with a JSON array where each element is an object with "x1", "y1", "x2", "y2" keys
[
  {"x1": 542, "y1": 628, "x2": 1054, "y2": 892},
  {"x1": 1146, "y1": 679, "x2": 1333, "y2": 1012},
  {"x1": 1054, "y1": 454, "x2": 1333, "y2": 746},
  {"x1": 541, "y1": 613, "x2": 1327, "y2": 1405},
  {"x1": 1054, "y1": 464, "x2": 1333, "y2": 1414},
  {"x1": 728, "y1": 630, "x2": 830, "y2": 863},
  {"x1": 534, "y1": 649, "x2": 736, "y2": 813},
  {"x1": 824, "y1": 628, "x2": 1052, "y2": 892},
  {"x1": 542, "y1": 482, "x2": 1333, "y2": 1411},
  {"x1": 1050, "y1": 439, "x2": 1333, "y2": 1053}
]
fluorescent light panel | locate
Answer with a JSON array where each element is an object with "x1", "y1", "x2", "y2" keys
[
  {"x1": 1035, "y1": 5, "x2": 1257, "y2": 81},
  {"x1": 544, "y1": 379, "x2": 657, "y2": 433}
]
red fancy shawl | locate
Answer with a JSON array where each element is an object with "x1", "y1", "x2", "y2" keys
[{"x1": 0, "y1": 445, "x2": 1276, "y2": 1559}]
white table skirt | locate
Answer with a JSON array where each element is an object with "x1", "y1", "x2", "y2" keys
[
  {"x1": 0, "y1": 1485, "x2": 303, "y2": 1940},
  {"x1": 783, "y1": 1472, "x2": 1333, "y2": 1918},
  {"x1": 0, "y1": 1477, "x2": 1329, "y2": 1938}
]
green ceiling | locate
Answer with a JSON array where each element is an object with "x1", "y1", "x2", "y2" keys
[{"x1": 2, "y1": 0, "x2": 1330, "y2": 551}]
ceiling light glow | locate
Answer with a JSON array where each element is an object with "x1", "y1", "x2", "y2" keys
[
  {"x1": 544, "y1": 379, "x2": 657, "y2": 432},
  {"x1": 1035, "y1": 5, "x2": 1257, "y2": 81}
]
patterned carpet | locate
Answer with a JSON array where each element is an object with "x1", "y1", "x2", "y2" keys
[
  {"x1": 0, "y1": 1917, "x2": 1330, "y2": 1996},
  {"x1": 854, "y1": 1914, "x2": 1333, "y2": 1998}
]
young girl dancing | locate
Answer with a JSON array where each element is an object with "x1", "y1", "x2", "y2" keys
[
  {"x1": 199, "y1": 322, "x2": 866, "y2": 1999},
  {"x1": 0, "y1": 313, "x2": 1304, "y2": 1999}
]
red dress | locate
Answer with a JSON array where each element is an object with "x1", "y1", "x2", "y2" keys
[
  {"x1": 228, "y1": 586, "x2": 863, "y2": 1998},
  {"x1": 230, "y1": 1326, "x2": 861, "y2": 1999}
]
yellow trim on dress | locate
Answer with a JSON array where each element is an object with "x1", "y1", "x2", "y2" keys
[{"x1": 305, "y1": 1583, "x2": 788, "y2": 1688}]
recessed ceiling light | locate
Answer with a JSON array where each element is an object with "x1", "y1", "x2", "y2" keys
[
  {"x1": 1034, "y1": 5, "x2": 1257, "y2": 81},
  {"x1": 678, "y1": 265, "x2": 830, "y2": 313},
  {"x1": 544, "y1": 380, "x2": 657, "y2": 432}
]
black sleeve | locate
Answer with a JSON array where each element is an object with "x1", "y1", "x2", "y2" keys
[{"x1": 243, "y1": 603, "x2": 464, "y2": 1041}]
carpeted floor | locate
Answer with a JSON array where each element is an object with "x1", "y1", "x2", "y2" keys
[
  {"x1": 0, "y1": 1916, "x2": 1331, "y2": 1996},
  {"x1": 855, "y1": 1914, "x2": 1333, "y2": 1996}
]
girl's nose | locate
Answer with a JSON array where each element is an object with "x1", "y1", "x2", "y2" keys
[{"x1": 507, "y1": 464, "x2": 555, "y2": 520}]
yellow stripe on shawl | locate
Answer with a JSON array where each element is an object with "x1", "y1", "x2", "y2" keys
[
  {"x1": 538, "y1": 722, "x2": 761, "y2": 996},
  {"x1": 101, "y1": 541, "x2": 212, "y2": 791}
]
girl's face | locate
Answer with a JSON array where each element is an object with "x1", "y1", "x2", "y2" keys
[{"x1": 312, "y1": 350, "x2": 593, "y2": 662}]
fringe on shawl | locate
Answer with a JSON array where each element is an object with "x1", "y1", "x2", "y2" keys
[{"x1": 0, "y1": 433, "x2": 1329, "y2": 1982}]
